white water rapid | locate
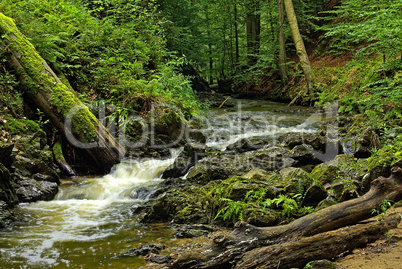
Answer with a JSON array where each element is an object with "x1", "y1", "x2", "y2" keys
[{"x1": 0, "y1": 152, "x2": 180, "y2": 268}]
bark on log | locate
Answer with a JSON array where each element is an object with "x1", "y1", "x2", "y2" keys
[
  {"x1": 235, "y1": 213, "x2": 400, "y2": 269},
  {"x1": 0, "y1": 13, "x2": 123, "y2": 173},
  {"x1": 150, "y1": 167, "x2": 402, "y2": 269}
]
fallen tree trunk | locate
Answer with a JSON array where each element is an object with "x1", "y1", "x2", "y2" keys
[
  {"x1": 235, "y1": 213, "x2": 400, "y2": 269},
  {"x1": 0, "y1": 13, "x2": 123, "y2": 173},
  {"x1": 148, "y1": 167, "x2": 402, "y2": 269}
]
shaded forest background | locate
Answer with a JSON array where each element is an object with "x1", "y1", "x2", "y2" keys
[{"x1": 1, "y1": 0, "x2": 401, "y2": 169}]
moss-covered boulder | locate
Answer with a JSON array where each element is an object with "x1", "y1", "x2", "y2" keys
[
  {"x1": 310, "y1": 154, "x2": 356, "y2": 184},
  {"x1": 243, "y1": 204, "x2": 280, "y2": 227},
  {"x1": 187, "y1": 146, "x2": 295, "y2": 184},
  {"x1": 12, "y1": 135, "x2": 60, "y2": 183},
  {"x1": 141, "y1": 185, "x2": 212, "y2": 224}
]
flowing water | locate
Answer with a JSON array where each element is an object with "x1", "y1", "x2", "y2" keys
[{"x1": 0, "y1": 99, "x2": 322, "y2": 268}]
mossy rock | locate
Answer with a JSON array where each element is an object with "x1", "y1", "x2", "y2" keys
[
  {"x1": 243, "y1": 204, "x2": 280, "y2": 227},
  {"x1": 242, "y1": 168, "x2": 275, "y2": 181},
  {"x1": 141, "y1": 185, "x2": 208, "y2": 223},
  {"x1": 310, "y1": 154, "x2": 355, "y2": 184},
  {"x1": 221, "y1": 176, "x2": 279, "y2": 201},
  {"x1": 174, "y1": 205, "x2": 210, "y2": 224},
  {"x1": 280, "y1": 167, "x2": 314, "y2": 195},
  {"x1": 187, "y1": 147, "x2": 295, "y2": 185}
]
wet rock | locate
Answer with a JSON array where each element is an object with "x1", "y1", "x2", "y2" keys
[
  {"x1": 290, "y1": 144, "x2": 323, "y2": 167},
  {"x1": 162, "y1": 143, "x2": 206, "y2": 178},
  {"x1": 0, "y1": 201, "x2": 15, "y2": 228},
  {"x1": 197, "y1": 92, "x2": 235, "y2": 108},
  {"x1": 174, "y1": 204, "x2": 211, "y2": 224},
  {"x1": 279, "y1": 167, "x2": 314, "y2": 194},
  {"x1": 0, "y1": 163, "x2": 18, "y2": 228},
  {"x1": 130, "y1": 186, "x2": 152, "y2": 200},
  {"x1": 187, "y1": 146, "x2": 295, "y2": 184},
  {"x1": 279, "y1": 132, "x2": 326, "y2": 152},
  {"x1": 174, "y1": 224, "x2": 217, "y2": 238},
  {"x1": 0, "y1": 143, "x2": 14, "y2": 167},
  {"x1": 125, "y1": 243, "x2": 166, "y2": 256},
  {"x1": 147, "y1": 253, "x2": 171, "y2": 264},
  {"x1": 227, "y1": 179, "x2": 278, "y2": 201},
  {"x1": 0, "y1": 163, "x2": 19, "y2": 207},
  {"x1": 226, "y1": 137, "x2": 273, "y2": 153},
  {"x1": 16, "y1": 179, "x2": 58, "y2": 203}
]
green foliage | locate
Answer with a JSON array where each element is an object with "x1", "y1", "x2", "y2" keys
[
  {"x1": 367, "y1": 134, "x2": 402, "y2": 171},
  {"x1": 1, "y1": 115, "x2": 40, "y2": 135},
  {"x1": 0, "y1": 0, "x2": 203, "y2": 120},
  {"x1": 318, "y1": 0, "x2": 402, "y2": 59},
  {"x1": 261, "y1": 194, "x2": 314, "y2": 217},
  {"x1": 214, "y1": 198, "x2": 246, "y2": 224},
  {"x1": 370, "y1": 199, "x2": 402, "y2": 221},
  {"x1": 315, "y1": 59, "x2": 402, "y2": 121}
]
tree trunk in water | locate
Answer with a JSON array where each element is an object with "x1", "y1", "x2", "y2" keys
[
  {"x1": 283, "y1": 0, "x2": 314, "y2": 94},
  {"x1": 278, "y1": 0, "x2": 288, "y2": 85},
  {"x1": 0, "y1": 13, "x2": 123, "y2": 174},
  {"x1": 145, "y1": 167, "x2": 402, "y2": 269}
]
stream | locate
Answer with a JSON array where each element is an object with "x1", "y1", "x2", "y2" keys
[{"x1": 0, "y1": 99, "x2": 322, "y2": 268}]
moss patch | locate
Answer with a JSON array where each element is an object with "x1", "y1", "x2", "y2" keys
[{"x1": 1, "y1": 115, "x2": 40, "y2": 135}]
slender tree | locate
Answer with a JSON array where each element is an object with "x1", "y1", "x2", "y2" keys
[
  {"x1": 278, "y1": 0, "x2": 288, "y2": 85},
  {"x1": 234, "y1": 2, "x2": 240, "y2": 66}
]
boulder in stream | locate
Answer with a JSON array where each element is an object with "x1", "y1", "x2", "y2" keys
[{"x1": 186, "y1": 146, "x2": 295, "y2": 185}]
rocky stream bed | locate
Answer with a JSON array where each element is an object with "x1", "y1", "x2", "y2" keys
[{"x1": 1, "y1": 98, "x2": 399, "y2": 268}]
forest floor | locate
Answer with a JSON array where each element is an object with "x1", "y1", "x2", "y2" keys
[{"x1": 334, "y1": 207, "x2": 402, "y2": 269}]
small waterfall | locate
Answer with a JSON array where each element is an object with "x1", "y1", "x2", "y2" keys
[{"x1": 0, "y1": 151, "x2": 180, "y2": 268}]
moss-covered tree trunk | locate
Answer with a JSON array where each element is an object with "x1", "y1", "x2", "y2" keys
[{"x1": 0, "y1": 13, "x2": 123, "y2": 174}]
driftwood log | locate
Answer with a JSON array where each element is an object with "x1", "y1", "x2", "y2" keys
[
  {"x1": 145, "y1": 167, "x2": 402, "y2": 269},
  {"x1": 0, "y1": 13, "x2": 123, "y2": 173}
]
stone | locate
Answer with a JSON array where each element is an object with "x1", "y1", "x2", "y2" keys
[
  {"x1": 15, "y1": 179, "x2": 58, "y2": 203},
  {"x1": 125, "y1": 243, "x2": 166, "y2": 257}
]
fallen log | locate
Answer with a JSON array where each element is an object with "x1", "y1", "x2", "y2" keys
[
  {"x1": 0, "y1": 13, "x2": 123, "y2": 173},
  {"x1": 146, "y1": 167, "x2": 402, "y2": 269},
  {"x1": 235, "y1": 213, "x2": 400, "y2": 269}
]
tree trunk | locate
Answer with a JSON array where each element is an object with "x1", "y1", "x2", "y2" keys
[
  {"x1": 283, "y1": 0, "x2": 314, "y2": 94},
  {"x1": 234, "y1": 3, "x2": 240, "y2": 67},
  {"x1": 146, "y1": 167, "x2": 402, "y2": 269},
  {"x1": 278, "y1": 0, "x2": 288, "y2": 85},
  {"x1": 246, "y1": 0, "x2": 260, "y2": 66},
  {"x1": 0, "y1": 13, "x2": 123, "y2": 174}
]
